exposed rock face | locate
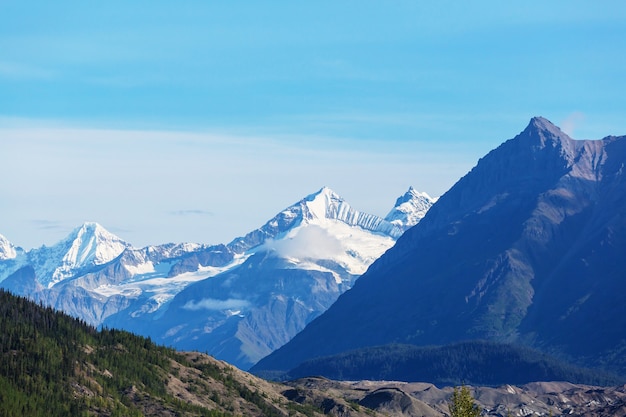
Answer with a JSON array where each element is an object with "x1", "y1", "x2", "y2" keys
[{"x1": 253, "y1": 117, "x2": 626, "y2": 378}]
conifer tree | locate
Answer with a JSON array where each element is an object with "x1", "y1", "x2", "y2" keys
[{"x1": 448, "y1": 385, "x2": 481, "y2": 417}]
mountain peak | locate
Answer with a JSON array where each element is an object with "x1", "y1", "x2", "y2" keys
[
  {"x1": 65, "y1": 222, "x2": 129, "y2": 265},
  {"x1": 301, "y1": 187, "x2": 403, "y2": 235},
  {"x1": 228, "y1": 187, "x2": 405, "y2": 253},
  {"x1": 38, "y1": 222, "x2": 130, "y2": 286},
  {"x1": 74, "y1": 221, "x2": 106, "y2": 235},
  {"x1": 385, "y1": 187, "x2": 437, "y2": 231},
  {"x1": 402, "y1": 186, "x2": 434, "y2": 203},
  {"x1": 521, "y1": 116, "x2": 571, "y2": 144},
  {"x1": 303, "y1": 187, "x2": 345, "y2": 220},
  {"x1": 306, "y1": 186, "x2": 342, "y2": 203},
  {"x1": 527, "y1": 116, "x2": 557, "y2": 130}
]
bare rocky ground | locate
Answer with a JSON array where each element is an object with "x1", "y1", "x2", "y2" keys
[{"x1": 282, "y1": 376, "x2": 626, "y2": 417}]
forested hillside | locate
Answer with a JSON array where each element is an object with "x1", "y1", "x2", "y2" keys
[{"x1": 0, "y1": 289, "x2": 346, "y2": 417}]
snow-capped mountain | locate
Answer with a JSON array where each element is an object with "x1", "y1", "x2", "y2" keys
[
  {"x1": 28, "y1": 222, "x2": 131, "y2": 288},
  {"x1": 227, "y1": 186, "x2": 406, "y2": 253},
  {"x1": 0, "y1": 186, "x2": 433, "y2": 369},
  {"x1": 104, "y1": 186, "x2": 435, "y2": 369}
]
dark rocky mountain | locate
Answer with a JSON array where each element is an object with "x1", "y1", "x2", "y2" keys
[{"x1": 253, "y1": 117, "x2": 626, "y2": 380}]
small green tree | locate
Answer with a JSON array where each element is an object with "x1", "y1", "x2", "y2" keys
[{"x1": 448, "y1": 385, "x2": 481, "y2": 417}]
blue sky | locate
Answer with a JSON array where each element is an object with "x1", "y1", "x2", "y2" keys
[{"x1": 1, "y1": 1, "x2": 625, "y2": 249}]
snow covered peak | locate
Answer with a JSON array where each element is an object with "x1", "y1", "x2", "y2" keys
[
  {"x1": 385, "y1": 187, "x2": 437, "y2": 231},
  {"x1": 63, "y1": 222, "x2": 129, "y2": 266},
  {"x1": 228, "y1": 187, "x2": 405, "y2": 253},
  {"x1": 302, "y1": 186, "x2": 346, "y2": 221},
  {"x1": 0, "y1": 234, "x2": 18, "y2": 260},
  {"x1": 299, "y1": 187, "x2": 403, "y2": 238},
  {"x1": 33, "y1": 222, "x2": 131, "y2": 287},
  {"x1": 395, "y1": 186, "x2": 433, "y2": 205}
]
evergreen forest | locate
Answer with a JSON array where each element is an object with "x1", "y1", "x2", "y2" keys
[{"x1": 0, "y1": 289, "x2": 322, "y2": 417}]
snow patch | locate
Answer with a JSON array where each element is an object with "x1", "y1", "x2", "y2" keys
[
  {"x1": 91, "y1": 256, "x2": 249, "y2": 308},
  {"x1": 295, "y1": 260, "x2": 343, "y2": 284}
]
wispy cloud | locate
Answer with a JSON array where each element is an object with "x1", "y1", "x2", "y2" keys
[
  {"x1": 31, "y1": 219, "x2": 65, "y2": 231},
  {"x1": 560, "y1": 112, "x2": 586, "y2": 138}
]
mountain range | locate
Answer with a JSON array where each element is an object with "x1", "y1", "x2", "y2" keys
[
  {"x1": 4, "y1": 115, "x2": 624, "y2": 390},
  {"x1": 253, "y1": 117, "x2": 626, "y2": 380},
  {"x1": 0, "y1": 186, "x2": 435, "y2": 369}
]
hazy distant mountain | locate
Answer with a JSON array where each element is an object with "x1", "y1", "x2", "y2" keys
[
  {"x1": 0, "y1": 223, "x2": 236, "y2": 325},
  {"x1": 0, "y1": 186, "x2": 435, "y2": 369},
  {"x1": 252, "y1": 117, "x2": 626, "y2": 379}
]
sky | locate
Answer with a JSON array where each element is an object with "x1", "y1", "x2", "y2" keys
[{"x1": 1, "y1": 1, "x2": 626, "y2": 249}]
